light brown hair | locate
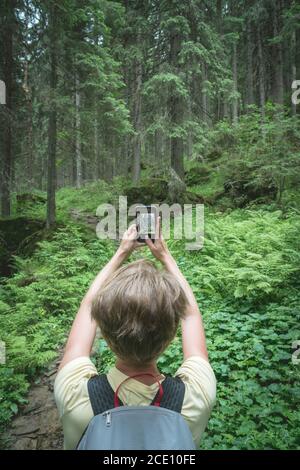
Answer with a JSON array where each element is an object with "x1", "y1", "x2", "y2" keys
[{"x1": 91, "y1": 259, "x2": 187, "y2": 366}]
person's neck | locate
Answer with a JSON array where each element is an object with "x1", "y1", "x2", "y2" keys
[{"x1": 115, "y1": 358, "x2": 163, "y2": 384}]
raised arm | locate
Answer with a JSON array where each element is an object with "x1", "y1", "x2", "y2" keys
[
  {"x1": 145, "y1": 219, "x2": 208, "y2": 362},
  {"x1": 58, "y1": 225, "x2": 141, "y2": 371}
]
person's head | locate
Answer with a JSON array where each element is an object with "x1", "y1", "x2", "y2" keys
[{"x1": 91, "y1": 259, "x2": 187, "y2": 367}]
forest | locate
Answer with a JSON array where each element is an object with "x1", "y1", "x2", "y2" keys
[{"x1": 0, "y1": 0, "x2": 300, "y2": 451}]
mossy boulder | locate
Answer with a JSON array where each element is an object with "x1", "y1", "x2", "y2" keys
[
  {"x1": 0, "y1": 217, "x2": 45, "y2": 277},
  {"x1": 125, "y1": 178, "x2": 169, "y2": 206},
  {"x1": 224, "y1": 178, "x2": 277, "y2": 207},
  {"x1": 183, "y1": 191, "x2": 206, "y2": 204},
  {"x1": 124, "y1": 173, "x2": 207, "y2": 208},
  {"x1": 185, "y1": 165, "x2": 210, "y2": 186},
  {"x1": 206, "y1": 148, "x2": 223, "y2": 161},
  {"x1": 16, "y1": 193, "x2": 46, "y2": 213},
  {"x1": 0, "y1": 239, "x2": 10, "y2": 277}
]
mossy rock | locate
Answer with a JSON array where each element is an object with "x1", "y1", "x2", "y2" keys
[
  {"x1": 0, "y1": 217, "x2": 45, "y2": 277},
  {"x1": 224, "y1": 179, "x2": 277, "y2": 207},
  {"x1": 124, "y1": 175, "x2": 206, "y2": 208},
  {"x1": 206, "y1": 149, "x2": 223, "y2": 161},
  {"x1": 205, "y1": 190, "x2": 226, "y2": 205},
  {"x1": 125, "y1": 178, "x2": 169, "y2": 206},
  {"x1": 16, "y1": 193, "x2": 46, "y2": 213},
  {"x1": 185, "y1": 166, "x2": 210, "y2": 186},
  {"x1": 183, "y1": 191, "x2": 206, "y2": 205},
  {"x1": 0, "y1": 239, "x2": 10, "y2": 277}
]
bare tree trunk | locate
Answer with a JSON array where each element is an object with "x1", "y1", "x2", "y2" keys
[
  {"x1": 291, "y1": 29, "x2": 297, "y2": 116},
  {"x1": 94, "y1": 112, "x2": 100, "y2": 180},
  {"x1": 246, "y1": 20, "x2": 254, "y2": 107},
  {"x1": 216, "y1": 0, "x2": 222, "y2": 32},
  {"x1": 132, "y1": 40, "x2": 142, "y2": 183},
  {"x1": 1, "y1": 0, "x2": 15, "y2": 217},
  {"x1": 187, "y1": 95, "x2": 193, "y2": 160},
  {"x1": 154, "y1": 127, "x2": 163, "y2": 164},
  {"x1": 169, "y1": 32, "x2": 184, "y2": 179},
  {"x1": 202, "y1": 63, "x2": 208, "y2": 123},
  {"x1": 223, "y1": 100, "x2": 229, "y2": 119},
  {"x1": 123, "y1": 134, "x2": 130, "y2": 176},
  {"x1": 232, "y1": 41, "x2": 238, "y2": 123},
  {"x1": 75, "y1": 73, "x2": 82, "y2": 188},
  {"x1": 122, "y1": 67, "x2": 130, "y2": 176},
  {"x1": 121, "y1": 1, "x2": 131, "y2": 178},
  {"x1": 272, "y1": 1, "x2": 284, "y2": 105},
  {"x1": 257, "y1": 25, "x2": 266, "y2": 120},
  {"x1": 46, "y1": 3, "x2": 57, "y2": 229},
  {"x1": 23, "y1": 60, "x2": 34, "y2": 189}
]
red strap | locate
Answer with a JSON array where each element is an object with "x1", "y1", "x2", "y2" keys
[{"x1": 114, "y1": 373, "x2": 164, "y2": 408}]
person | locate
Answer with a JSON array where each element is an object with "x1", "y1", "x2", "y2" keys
[{"x1": 54, "y1": 218, "x2": 216, "y2": 450}]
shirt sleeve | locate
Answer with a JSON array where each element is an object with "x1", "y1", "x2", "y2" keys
[
  {"x1": 54, "y1": 356, "x2": 98, "y2": 416},
  {"x1": 175, "y1": 356, "x2": 217, "y2": 445},
  {"x1": 54, "y1": 356, "x2": 98, "y2": 449}
]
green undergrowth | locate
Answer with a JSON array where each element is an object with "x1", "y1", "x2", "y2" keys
[
  {"x1": 0, "y1": 202, "x2": 299, "y2": 449},
  {"x1": 93, "y1": 207, "x2": 300, "y2": 449},
  {"x1": 0, "y1": 225, "x2": 115, "y2": 443}
]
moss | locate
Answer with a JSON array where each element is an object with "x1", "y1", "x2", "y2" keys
[
  {"x1": 16, "y1": 193, "x2": 46, "y2": 214},
  {"x1": 223, "y1": 178, "x2": 277, "y2": 208},
  {"x1": 125, "y1": 178, "x2": 169, "y2": 206},
  {"x1": 184, "y1": 165, "x2": 210, "y2": 186},
  {"x1": 0, "y1": 218, "x2": 45, "y2": 277}
]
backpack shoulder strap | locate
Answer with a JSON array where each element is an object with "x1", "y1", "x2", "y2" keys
[
  {"x1": 88, "y1": 374, "x2": 124, "y2": 415},
  {"x1": 151, "y1": 376, "x2": 185, "y2": 413},
  {"x1": 88, "y1": 374, "x2": 185, "y2": 416}
]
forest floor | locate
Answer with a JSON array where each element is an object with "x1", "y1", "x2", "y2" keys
[{"x1": 7, "y1": 353, "x2": 63, "y2": 450}]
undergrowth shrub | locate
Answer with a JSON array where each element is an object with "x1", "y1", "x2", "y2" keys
[
  {"x1": 0, "y1": 225, "x2": 114, "y2": 437},
  {"x1": 169, "y1": 208, "x2": 300, "y2": 302},
  {"x1": 1, "y1": 207, "x2": 299, "y2": 450}
]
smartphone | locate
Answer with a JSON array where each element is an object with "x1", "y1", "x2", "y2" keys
[{"x1": 135, "y1": 205, "x2": 157, "y2": 243}]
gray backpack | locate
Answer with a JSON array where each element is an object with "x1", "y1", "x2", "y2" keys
[{"x1": 77, "y1": 373, "x2": 196, "y2": 450}]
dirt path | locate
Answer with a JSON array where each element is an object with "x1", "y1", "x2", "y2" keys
[{"x1": 7, "y1": 355, "x2": 63, "y2": 450}]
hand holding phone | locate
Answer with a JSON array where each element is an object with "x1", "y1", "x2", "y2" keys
[
  {"x1": 136, "y1": 205, "x2": 157, "y2": 243},
  {"x1": 144, "y1": 216, "x2": 171, "y2": 263}
]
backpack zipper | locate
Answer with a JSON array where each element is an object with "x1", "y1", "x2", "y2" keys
[{"x1": 103, "y1": 411, "x2": 111, "y2": 427}]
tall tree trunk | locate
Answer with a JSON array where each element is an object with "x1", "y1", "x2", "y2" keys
[
  {"x1": 169, "y1": 32, "x2": 184, "y2": 179},
  {"x1": 272, "y1": 0, "x2": 284, "y2": 105},
  {"x1": 94, "y1": 111, "x2": 99, "y2": 180},
  {"x1": 1, "y1": 0, "x2": 15, "y2": 217},
  {"x1": 75, "y1": 73, "x2": 82, "y2": 188},
  {"x1": 154, "y1": 127, "x2": 163, "y2": 164},
  {"x1": 132, "y1": 41, "x2": 142, "y2": 184},
  {"x1": 257, "y1": 25, "x2": 266, "y2": 120},
  {"x1": 216, "y1": 0, "x2": 223, "y2": 33},
  {"x1": 223, "y1": 100, "x2": 229, "y2": 119},
  {"x1": 187, "y1": 95, "x2": 193, "y2": 159},
  {"x1": 246, "y1": 20, "x2": 254, "y2": 107},
  {"x1": 121, "y1": 0, "x2": 131, "y2": 178},
  {"x1": 232, "y1": 41, "x2": 238, "y2": 123},
  {"x1": 202, "y1": 63, "x2": 208, "y2": 123},
  {"x1": 291, "y1": 29, "x2": 297, "y2": 116},
  {"x1": 46, "y1": 3, "x2": 57, "y2": 229},
  {"x1": 23, "y1": 60, "x2": 34, "y2": 189},
  {"x1": 122, "y1": 66, "x2": 130, "y2": 176}
]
